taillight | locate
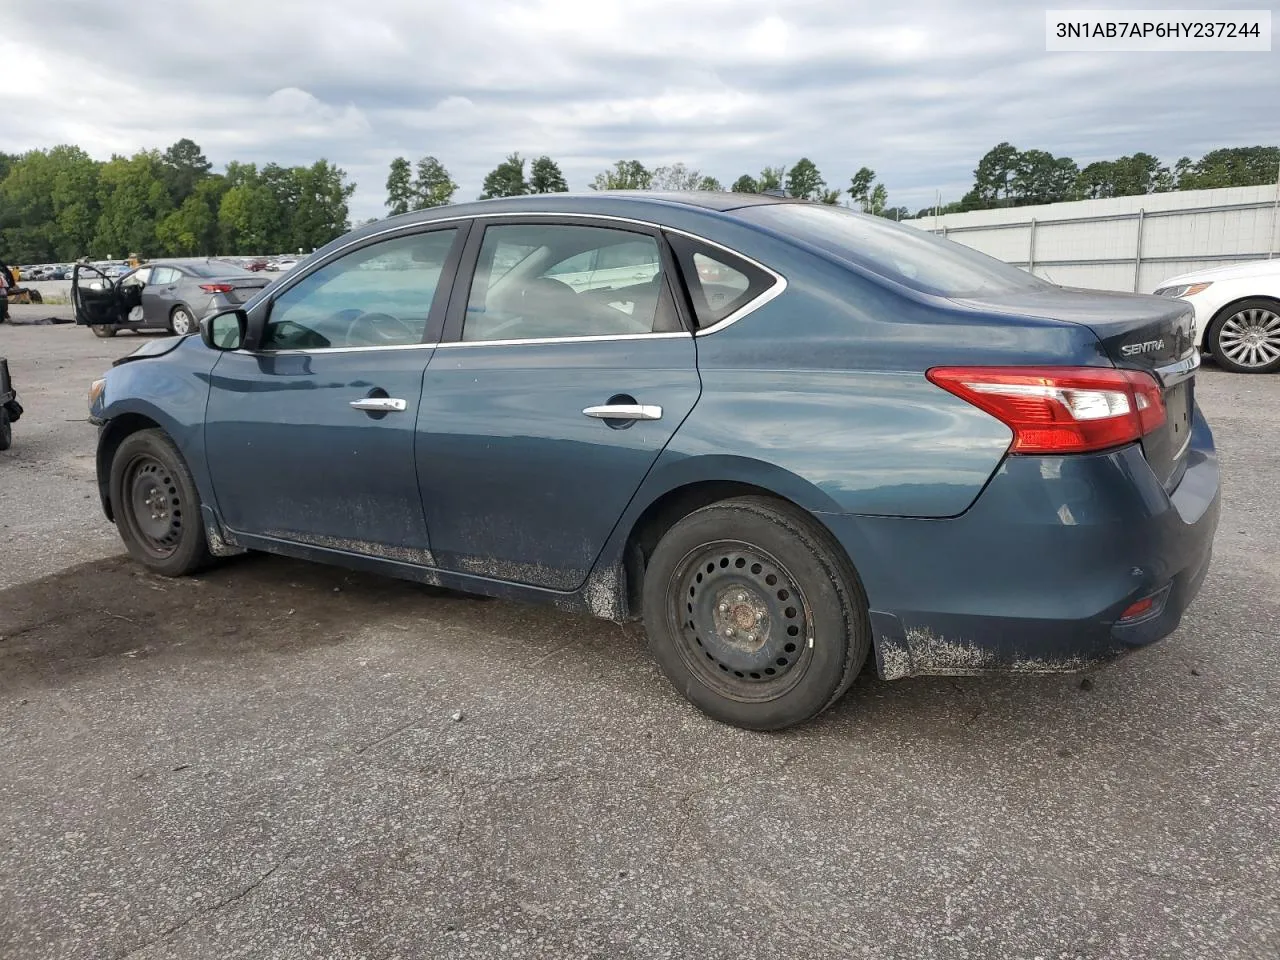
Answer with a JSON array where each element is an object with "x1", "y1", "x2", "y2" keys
[
  {"x1": 926, "y1": 366, "x2": 1166, "y2": 455},
  {"x1": 199, "y1": 283, "x2": 234, "y2": 294}
]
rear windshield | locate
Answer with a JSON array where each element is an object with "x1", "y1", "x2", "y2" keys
[
  {"x1": 184, "y1": 260, "x2": 255, "y2": 278},
  {"x1": 737, "y1": 203, "x2": 1047, "y2": 298}
]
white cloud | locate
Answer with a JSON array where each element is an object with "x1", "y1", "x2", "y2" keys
[{"x1": 2, "y1": 0, "x2": 1275, "y2": 221}]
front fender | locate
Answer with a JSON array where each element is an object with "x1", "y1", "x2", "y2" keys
[{"x1": 94, "y1": 338, "x2": 218, "y2": 521}]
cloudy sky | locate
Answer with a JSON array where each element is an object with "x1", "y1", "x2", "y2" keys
[{"x1": 4, "y1": 0, "x2": 1276, "y2": 221}]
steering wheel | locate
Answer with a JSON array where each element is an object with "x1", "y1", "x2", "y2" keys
[{"x1": 344, "y1": 311, "x2": 416, "y2": 346}]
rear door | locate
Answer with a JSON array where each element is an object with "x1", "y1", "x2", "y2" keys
[
  {"x1": 142, "y1": 265, "x2": 179, "y2": 325},
  {"x1": 415, "y1": 217, "x2": 701, "y2": 590}
]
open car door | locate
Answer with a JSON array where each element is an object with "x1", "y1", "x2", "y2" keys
[{"x1": 71, "y1": 264, "x2": 142, "y2": 336}]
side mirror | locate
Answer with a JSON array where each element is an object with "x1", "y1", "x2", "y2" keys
[{"x1": 199, "y1": 309, "x2": 247, "y2": 350}]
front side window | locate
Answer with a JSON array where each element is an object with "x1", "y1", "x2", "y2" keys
[
  {"x1": 151, "y1": 266, "x2": 181, "y2": 285},
  {"x1": 463, "y1": 224, "x2": 677, "y2": 342},
  {"x1": 263, "y1": 229, "x2": 458, "y2": 350}
]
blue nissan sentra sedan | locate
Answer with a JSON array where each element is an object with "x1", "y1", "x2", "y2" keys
[{"x1": 86, "y1": 192, "x2": 1219, "y2": 730}]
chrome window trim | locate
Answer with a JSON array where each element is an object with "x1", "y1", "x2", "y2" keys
[
  {"x1": 437, "y1": 331, "x2": 691, "y2": 349},
  {"x1": 246, "y1": 210, "x2": 789, "y2": 353}
]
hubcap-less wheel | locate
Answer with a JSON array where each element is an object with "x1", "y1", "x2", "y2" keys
[
  {"x1": 1217, "y1": 306, "x2": 1280, "y2": 369},
  {"x1": 671, "y1": 540, "x2": 813, "y2": 702},
  {"x1": 171, "y1": 309, "x2": 194, "y2": 336},
  {"x1": 124, "y1": 455, "x2": 184, "y2": 558}
]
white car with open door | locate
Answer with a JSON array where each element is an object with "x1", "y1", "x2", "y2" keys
[{"x1": 1154, "y1": 259, "x2": 1280, "y2": 373}]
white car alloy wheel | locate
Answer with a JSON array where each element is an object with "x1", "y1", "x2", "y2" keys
[
  {"x1": 170, "y1": 308, "x2": 195, "y2": 336},
  {"x1": 1211, "y1": 300, "x2": 1280, "y2": 373}
]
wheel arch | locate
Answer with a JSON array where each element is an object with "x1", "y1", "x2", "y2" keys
[
  {"x1": 96, "y1": 412, "x2": 164, "y2": 521},
  {"x1": 614, "y1": 468, "x2": 864, "y2": 623}
]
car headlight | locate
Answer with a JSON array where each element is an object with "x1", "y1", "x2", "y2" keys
[
  {"x1": 88, "y1": 378, "x2": 106, "y2": 412},
  {"x1": 1154, "y1": 281, "x2": 1212, "y2": 299}
]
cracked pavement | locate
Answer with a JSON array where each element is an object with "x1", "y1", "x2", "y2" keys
[{"x1": 1, "y1": 320, "x2": 1279, "y2": 958}]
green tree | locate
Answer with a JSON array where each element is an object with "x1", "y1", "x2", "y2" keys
[
  {"x1": 696, "y1": 175, "x2": 723, "y2": 191},
  {"x1": 160, "y1": 138, "x2": 212, "y2": 204},
  {"x1": 867, "y1": 183, "x2": 888, "y2": 215},
  {"x1": 291, "y1": 159, "x2": 355, "y2": 251},
  {"x1": 820, "y1": 188, "x2": 842, "y2": 205},
  {"x1": 730, "y1": 174, "x2": 759, "y2": 193},
  {"x1": 757, "y1": 166, "x2": 785, "y2": 192},
  {"x1": 93, "y1": 151, "x2": 173, "y2": 258},
  {"x1": 0, "y1": 145, "x2": 102, "y2": 261},
  {"x1": 651, "y1": 162, "x2": 705, "y2": 190},
  {"x1": 1176, "y1": 146, "x2": 1280, "y2": 190},
  {"x1": 413, "y1": 156, "x2": 458, "y2": 208},
  {"x1": 218, "y1": 168, "x2": 278, "y2": 254},
  {"x1": 385, "y1": 156, "x2": 413, "y2": 215},
  {"x1": 880, "y1": 206, "x2": 911, "y2": 221},
  {"x1": 785, "y1": 158, "x2": 825, "y2": 200},
  {"x1": 971, "y1": 142, "x2": 1021, "y2": 207},
  {"x1": 529, "y1": 156, "x2": 568, "y2": 193},
  {"x1": 848, "y1": 167, "x2": 876, "y2": 210},
  {"x1": 156, "y1": 176, "x2": 225, "y2": 255},
  {"x1": 1011, "y1": 150, "x2": 1079, "y2": 205},
  {"x1": 479, "y1": 153, "x2": 528, "y2": 199},
  {"x1": 590, "y1": 160, "x2": 652, "y2": 190}
]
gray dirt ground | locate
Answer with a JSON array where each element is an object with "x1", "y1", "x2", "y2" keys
[{"x1": 1, "y1": 316, "x2": 1278, "y2": 959}]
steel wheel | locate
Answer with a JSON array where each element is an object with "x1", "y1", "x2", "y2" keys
[
  {"x1": 1211, "y1": 302, "x2": 1280, "y2": 373},
  {"x1": 170, "y1": 307, "x2": 195, "y2": 336},
  {"x1": 669, "y1": 539, "x2": 816, "y2": 702},
  {"x1": 121, "y1": 454, "x2": 185, "y2": 559}
]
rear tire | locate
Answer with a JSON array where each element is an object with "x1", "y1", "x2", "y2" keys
[
  {"x1": 109, "y1": 429, "x2": 212, "y2": 577},
  {"x1": 169, "y1": 307, "x2": 195, "y2": 336},
  {"x1": 91, "y1": 325, "x2": 117, "y2": 338},
  {"x1": 1206, "y1": 298, "x2": 1280, "y2": 374},
  {"x1": 641, "y1": 496, "x2": 870, "y2": 730}
]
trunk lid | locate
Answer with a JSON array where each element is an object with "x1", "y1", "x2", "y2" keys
[
  {"x1": 211, "y1": 275, "x2": 270, "y2": 305},
  {"x1": 954, "y1": 286, "x2": 1199, "y2": 490}
]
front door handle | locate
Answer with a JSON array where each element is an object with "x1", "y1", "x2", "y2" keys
[
  {"x1": 582, "y1": 403, "x2": 662, "y2": 421},
  {"x1": 350, "y1": 397, "x2": 407, "y2": 412}
]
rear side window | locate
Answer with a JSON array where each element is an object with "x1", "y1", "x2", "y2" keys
[
  {"x1": 736, "y1": 202, "x2": 1046, "y2": 298},
  {"x1": 666, "y1": 234, "x2": 777, "y2": 329}
]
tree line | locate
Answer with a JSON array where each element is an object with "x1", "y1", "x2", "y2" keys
[
  {"x1": 0, "y1": 139, "x2": 355, "y2": 264},
  {"x1": 4, "y1": 136, "x2": 1275, "y2": 264},
  {"x1": 926, "y1": 143, "x2": 1280, "y2": 217},
  {"x1": 388, "y1": 143, "x2": 1279, "y2": 223}
]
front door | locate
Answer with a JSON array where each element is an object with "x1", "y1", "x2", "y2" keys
[
  {"x1": 71, "y1": 264, "x2": 140, "y2": 327},
  {"x1": 416, "y1": 219, "x2": 702, "y2": 590},
  {"x1": 204, "y1": 225, "x2": 465, "y2": 560}
]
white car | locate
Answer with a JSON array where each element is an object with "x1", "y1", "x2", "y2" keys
[{"x1": 1154, "y1": 259, "x2": 1280, "y2": 373}]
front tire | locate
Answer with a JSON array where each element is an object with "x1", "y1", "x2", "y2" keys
[
  {"x1": 1207, "y1": 298, "x2": 1280, "y2": 373},
  {"x1": 642, "y1": 496, "x2": 870, "y2": 730},
  {"x1": 91, "y1": 324, "x2": 117, "y2": 338},
  {"x1": 169, "y1": 307, "x2": 195, "y2": 336},
  {"x1": 109, "y1": 429, "x2": 212, "y2": 576}
]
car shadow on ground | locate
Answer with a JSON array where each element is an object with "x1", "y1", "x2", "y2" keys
[{"x1": 0, "y1": 549, "x2": 1221, "y2": 752}]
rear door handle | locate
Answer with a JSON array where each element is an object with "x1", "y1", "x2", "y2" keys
[
  {"x1": 350, "y1": 398, "x2": 407, "y2": 412},
  {"x1": 582, "y1": 404, "x2": 662, "y2": 421}
]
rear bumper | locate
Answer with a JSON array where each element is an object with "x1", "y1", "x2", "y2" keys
[{"x1": 819, "y1": 406, "x2": 1220, "y2": 679}]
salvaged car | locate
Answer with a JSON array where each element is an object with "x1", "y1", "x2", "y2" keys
[
  {"x1": 72, "y1": 259, "x2": 271, "y2": 338},
  {"x1": 0, "y1": 357, "x2": 23, "y2": 450},
  {"x1": 86, "y1": 192, "x2": 1219, "y2": 729}
]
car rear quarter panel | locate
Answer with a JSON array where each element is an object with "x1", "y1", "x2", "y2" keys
[{"x1": 665, "y1": 248, "x2": 1109, "y2": 519}]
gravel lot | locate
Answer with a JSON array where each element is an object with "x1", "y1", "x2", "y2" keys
[{"x1": 1, "y1": 312, "x2": 1278, "y2": 959}]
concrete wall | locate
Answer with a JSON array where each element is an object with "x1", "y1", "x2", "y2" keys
[{"x1": 903, "y1": 183, "x2": 1280, "y2": 293}]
